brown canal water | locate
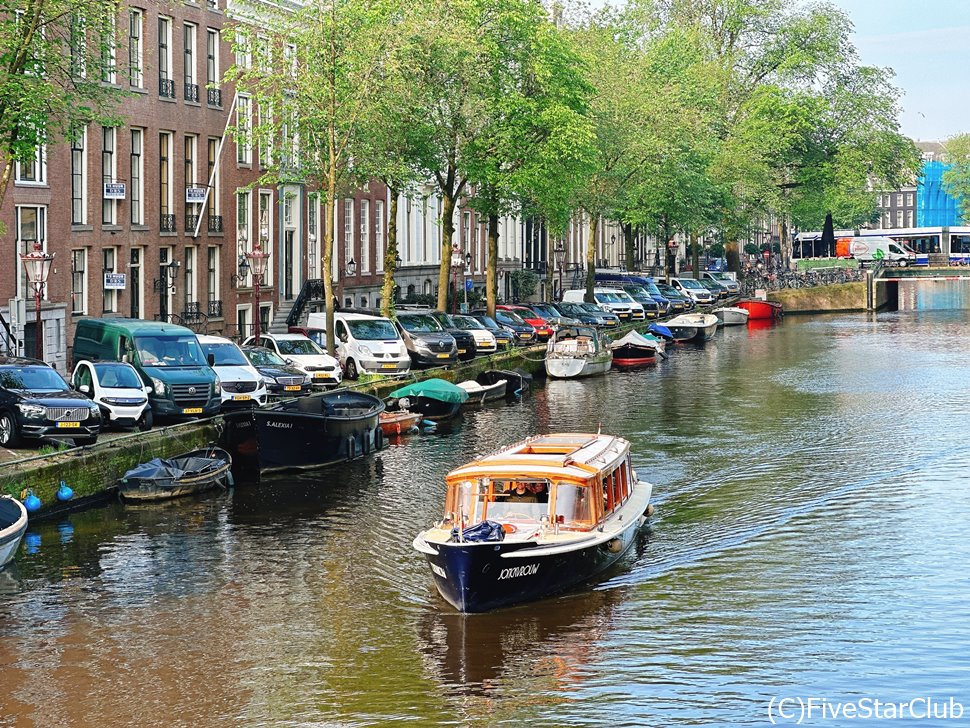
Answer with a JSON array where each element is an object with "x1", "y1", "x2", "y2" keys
[{"x1": 3, "y1": 311, "x2": 970, "y2": 726}]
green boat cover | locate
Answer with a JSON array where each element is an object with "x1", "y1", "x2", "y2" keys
[{"x1": 389, "y1": 378, "x2": 469, "y2": 404}]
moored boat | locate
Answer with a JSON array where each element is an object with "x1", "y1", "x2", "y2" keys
[
  {"x1": 712, "y1": 306, "x2": 750, "y2": 326},
  {"x1": 665, "y1": 313, "x2": 719, "y2": 342},
  {"x1": 477, "y1": 369, "x2": 531, "y2": 399},
  {"x1": 0, "y1": 496, "x2": 28, "y2": 568},
  {"x1": 388, "y1": 378, "x2": 468, "y2": 421},
  {"x1": 609, "y1": 330, "x2": 666, "y2": 370},
  {"x1": 118, "y1": 447, "x2": 233, "y2": 501},
  {"x1": 413, "y1": 432, "x2": 653, "y2": 612},
  {"x1": 221, "y1": 390, "x2": 385, "y2": 476},
  {"x1": 736, "y1": 298, "x2": 783, "y2": 321},
  {"x1": 544, "y1": 326, "x2": 613, "y2": 379},
  {"x1": 379, "y1": 410, "x2": 423, "y2": 437},
  {"x1": 456, "y1": 378, "x2": 508, "y2": 405}
]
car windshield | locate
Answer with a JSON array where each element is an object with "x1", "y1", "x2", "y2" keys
[
  {"x1": 473, "y1": 315, "x2": 500, "y2": 331},
  {"x1": 496, "y1": 310, "x2": 526, "y2": 325},
  {"x1": 596, "y1": 292, "x2": 622, "y2": 302},
  {"x1": 452, "y1": 315, "x2": 483, "y2": 331},
  {"x1": 0, "y1": 366, "x2": 69, "y2": 392},
  {"x1": 711, "y1": 272, "x2": 733, "y2": 282},
  {"x1": 399, "y1": 314, "x2": 443, "y2": 333},
  {"x1": 245, "y1": 347, "x2": 286, "y2": 367},
  {"x1": 579, "y1": 303, "x2": 604, "y2": 314},
  {"x1": 529, "y1": 304, "x2": 557, "y2": 318},
  {"x1": 92, "y1": 363, "x2": 142, "y2": 389},
  {"x1": 623, "y1": 286, "x2": 652, "y2": 302},
  {"x1": 201, "y1": 342, "x2": 249, "y2": 366},
  {"x1": 679, "y1": 279, "x2": 705, "y2": 290},
  {"x1": 643, "y1": 282, "x2": 663, "y2": 296},
  {"x1": 135, "y1": 335, "x2": 207, "y2": 366},
  {"x1": 276, "y1": 337, "x2": 324, "y2": 355},
  {"x1": 347, "y1": 319, "x2": 399, "y2": 340}
]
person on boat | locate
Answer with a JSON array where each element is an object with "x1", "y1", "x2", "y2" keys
[
  {"x1": 507, "y1": 482, "x2": 537, "y2": 503},
  {"x1": 528, "y1": 483, "x2": 549, "y2": 503}
]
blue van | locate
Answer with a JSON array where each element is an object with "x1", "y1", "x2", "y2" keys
[{"x1": 595, "y1": 273, "x2": 670, "y2": 314}]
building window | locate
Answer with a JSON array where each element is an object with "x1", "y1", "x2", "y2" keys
[
  {"x1": 344, "y1": 198, "x2": 353, "y2": 269},
  {"x1": 183, "y1": 23, "x2": 197, "y2": 101},
  {"x1": 234, "y1": 30, "x2": 251, "y2": 70},
  {"x1": 284, "y1": 193, "x2": 294, "y2": 227},
  {"x1": 71, "y1": 128, "x2": 87, "y2": 224},
  {"x1": 101, "y1": 127, "x2": 116, "y2": 225},
  {"x1": 207, "y1": 246, "x2": 219, "y2": 302},
  {"x1": 208, "y1": 137, "x2": 220, "y2": 217},
  {"x1": 237, "y1": 94, "x2": 251, "y2": 164},
  {"x1": 159, "y1": 132, "x2": 173, "y2": 229},
  {"x1": 184, "y1": 135, "x2": 197, "y2": 230},
  {"x1": 130, "y1": 128, "x2": 143, "y2": 225},
  {"x1": 70, "y1": 13, "x2": 87, "y2": 79},
  {"x1": 103, "y1": 248, "x2": 117, "y2": 313},
  {"x1": 895, "y1": 193, "x2": 903, "y2": 207},
  {"x1": 184, "y1": 247, "x2": 196, "y2": 305},
  {"x1": 17, "y1": 206, "x2": 47, "y2": 300},
  {"x1": 158, "y1": 17, "x2": 173, "y2": 96},
  {"x1": 15, "y1": 145, "x2": 46, "y2": 185},
  {"x1": 72, "y1": 249, "x2": 87, "y2": 315},
  {"x1": 206, "y1": 29, "x2": 219, "y2": 93},
  {"x1": 906, "y1": 193, "x2": 913, "y2": 207},
  {"x1": 237, "y1": 305, "x2": 251, "y2": 339},
  {"x1": 375, "y1": 200, "x2": 385, "y2": 273},
  {"x1": 129, "y1": 9, "x2": 143, "y2": 87},
  {"x1": 100, "y1": 10, "x2": 116, "y2": 84},
  {"x1": 130, "y1": 248, "x2": 142, "y2": 318},
  {"x1": 258, "y1": 190, "x2": 273, "y2": 277},
  {"x1": 896, "y1": 209, "x2": 903, "y2": 228},
  {"x1": 360, "y1": 199, "x2": 370, "y2": 272},
  {"x1": 883, "y1": 211, "x2": 890, "y2": 228},
  {"x1": 907, "y1": 210, "x2": 914, "y2": 227},
  {"x1": 237, "y1": 190, "x2": 251, "y2": 252}
]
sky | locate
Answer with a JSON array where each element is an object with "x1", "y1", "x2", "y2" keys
[{"x1": 829, "y1": 0, "x2": 970, "y2": 142}]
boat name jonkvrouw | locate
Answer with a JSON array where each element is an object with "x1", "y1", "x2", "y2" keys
[{"x1": 498, "y1": 564, "x2": 539, "y2": 580}]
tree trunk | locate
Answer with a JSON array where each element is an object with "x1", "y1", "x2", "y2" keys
[
  {"x1": 486, "y1": 213, "x2": 499, "y2": 318},
  {"x1": 780, "y1": 218, "x2": 791, "y2": 270},
  {"x1": 623, "y1": 222, "x2": 635, "y2": 272},
  {"x1": 380, "y1": 187, "x2": 399, "y2": 319},
  {"x1": 437, "y1": 193, "x2": 456, "y2": 312},
  {"x1": 585, "y1": 214, "x2": 598, "y2": 303},
  {"x1": 322, "y1": 166, "x2": 336, "y2": 355},
  {"x1": 545, "y1": 228, "x2": 554, "y2": 301},
  {"x1": 690, "y1": 230, "x2": 699, "y2": 278},
  {"x1": 726, "y1": 240, "x2": 740, "y2": 274}
]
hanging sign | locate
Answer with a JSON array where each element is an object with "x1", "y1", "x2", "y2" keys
[
  {"x1": 185, "y1": 187, "x2": 208, "y2": 204},
  {"x1": 104, "y1": 272, "x2": 127, "y2": 290},
  {"x1": 103, "y1": 182, "x2": 126, "y2": 200}
]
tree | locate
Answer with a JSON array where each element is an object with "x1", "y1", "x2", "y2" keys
[
  {"x1": 228, "y1": 0, "x2": 402, "y2": 353},
  {"x1": 941, "y1": 134, "x2": 970, "y2": 223},
  {"x1": 0, "y1": 0, "x2": 123, "y2": 217}
]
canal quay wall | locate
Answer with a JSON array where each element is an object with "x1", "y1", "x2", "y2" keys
[
  {"x1": 0, "y1": 344, "x2": 550, "y2": 519},
  {"x1": 768, "y1": 281, "x2": 870, "y2": 313}
]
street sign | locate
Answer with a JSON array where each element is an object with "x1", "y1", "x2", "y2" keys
[
  {"x1": 103, "y1": 272, "x2": 126, "y2": 290},
  {"x1": 185, "y1": 187, "x2": 208, "y2": 204},
  {"x1": 103, "y1": 182, "x2": 126, "y2": 200}
]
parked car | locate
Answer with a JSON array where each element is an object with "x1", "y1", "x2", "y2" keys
[
  {"x1": 475, "y1": 308, "x2": 538, "y2": 346},
  {"x1": 241, "y1": 346, "x2": 313, "y2": 398},
  {"x1": 0, "y1": 357, "x2": 102, "y2": 448},
  {"x1": 525, "y1": 303, "x2": 582, "y2": 329},
  {"x1": 71, "y1": 360, "x2": 152, "y2": 431},
  {"x1": 304, "y1": 311, "x2": 411, "y2": 379},
  {"x1": 668, "y1": 277, "x2": 715, "y2": 305},
  {"x1": 449, "y1": 314, "x2": 499, "y2": 355},
  {"x1": 242, "y1": 333, "x2": 342, "y2": 388},
  {"x1": 73, "y1": 318, "x2": 222, "y2": 419},
  {"x1": 427, "y1": 311, "x2": 478, "y2": 361},
  {"x1": 393, "y1": 311, "x2": 458, "y2": 367},
  {"x1": 697, "y1": 278, "x2": 731, "y2": 301},
  {"x1": 654, "y1": 283, "x2": 692, "y2": 312},
  {"x1": 197, "y1": 334, "x2": 268, "y2": 409},
  {"x1": 700, "y1": 271, "x2": 741, "y2": 296},
  {"x1": 561, "y1": 288, "x2": 644, "y2": 321},
  {"x1": 616, "y1": 285, "x2": 662, "y2": 318},
  {"x1": 497, "y1": 305, "x2": 554, "y2": 340},
  {"x1": 551, "y1": 301, "x2": 609, "y2": 328},
  {"x1": 467, "y1": 314, "x2": 515, "y2": 350}
]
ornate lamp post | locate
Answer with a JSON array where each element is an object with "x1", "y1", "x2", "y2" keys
[
  {"x1": 553, "y1": 240, "x2": 565, "y2": 301},
  {"x1": 20, "y1": 241, "x2": 54, "y2": 360},
  {"x1": 246, "y1": 216, "x2": 271, "y2": 340}
]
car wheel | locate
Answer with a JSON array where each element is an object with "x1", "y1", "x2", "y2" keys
[
  {"x1": 345, "y1": 358, "x2": 359, "y2": 380},
  {"x1": 0, "y1": 412, "x2": 21, "y2": 448},
  {"x1": 138, "y1": 408, "x2": 154, "y2": 431}
]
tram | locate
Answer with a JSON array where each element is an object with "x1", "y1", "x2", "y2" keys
[{"x1": 795, "y1": 226, "x2": 970, "y2": 266}]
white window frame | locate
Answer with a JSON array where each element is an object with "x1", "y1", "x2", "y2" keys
[
  {"x1": 130, "y1": 128, "x2": 144, "y2": 225},
  {"x1": 183, "y1": 22, "x2": 196, "y2": 88},
  {"x1": 259, "y1": 189, "x2": 274, "y2": 279},
  {"x1": 101, "y1": 10, "x2": 116, "y2": 84},
  {"x1": 129, "y1": 8, "x2": 143, "y2": 88},
  {"x1": 237, "y1": 190, "x2": 252, "y2": 254},
  {"x1": 184, "y1": 246, "x2": 197, "y2": 305},
  {"x1": 15, "y1": 145, "x2": 46, "y2": 185},
  {"x1": 158, "y1": 16, "x2": 172, "y2": 82},
  {"x1": 206, "y1": 29, "x2": 220, "y2": 89},
  {"x1": 101, "y1": 126, "x2": 116, "y2": 225},
  {"x1": 71, "y1": 127, "x2": 88, "y2": 225},
  {"x1": 896, "y1": 209, "x2": 903, "y2": 228},
  {"x1": 103, "y1": 247, "x2": 117, "y2": 313},
  {"x1": 237, "y1": 94, "x2": 252, "y2": 165},
  {"x1": 208, "y1": 137, "x2": 221, "y2": 217},
  {"x1": 375, "y1": 199, "x2": 385, "y2": 273},
  {"x1": 234, "y1": 30, "x2": 250, "y2": 70},
  {"x1": 344, "y1": 198, "x2": 354, "y2": 271},
  {"x1": 16, "y1": 206, "x2": 48, "y2": 300},
  {"x1": 72, "y1": 249, "x2": 88, "y2": 315},
  {"x1": 159, "y1": 131, "x2": 174, "y2": 221},
  {"x1": 208, "y1": 246, "x2": 220, "y2": 303},
  {"x1": 360, "y1": 199, "x2": 370, "y2": 273}
]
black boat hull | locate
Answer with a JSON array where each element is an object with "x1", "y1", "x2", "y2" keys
[
  {"x1": 421, "y1": 517, "x2": 644, "y2": 613},
  {"x1": 407, "y1": 396, "x2": 461, "y2": 422},
  {"x1": 476, "y1": 369, "x2": 531, "y2": 400},
  {"x1": 610, "y1": 344, "x2": 658, "y2": 369},
  {"x1": 222, "y1": 390, "x2": 384, "y2": 477}
]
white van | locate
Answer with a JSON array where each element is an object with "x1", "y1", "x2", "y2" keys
[
  {"x1": 849, "y1": 237, "x2": 916, "y2": 266},
  {"x1": 304, "y1": 312, "x2": 411, "y2": 380},
  {"x1": 561, "y1": 288, "x2": 644, "y2": 321},
  {"x1": 197, "y1": 334, "x2": 268, "y2": 409},
  {"x1": 668, "y1": 277, "x2": 715, "y2": 305}
]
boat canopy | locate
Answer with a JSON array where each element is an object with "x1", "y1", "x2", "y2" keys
[
  {"x1": 389, "y1": 378, "x2": 469, "y2": 405},
  {"x1": 610, "y1": 331, "x2": 662, "y2": 349}
]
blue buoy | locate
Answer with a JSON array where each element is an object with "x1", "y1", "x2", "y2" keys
[
  {"x1": 56, "y1": 481, "x2": 74, "y2": 502},
  {"x1": 23, "y1": 491, "x2": 41, "y2": 513},
  {"x1": 24, "y1": 532, "x2": 41, "y2": 554}
]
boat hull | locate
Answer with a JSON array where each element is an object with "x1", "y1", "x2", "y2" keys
[
  {"x1": 418, "y1": 512, "x2": 647, "y2": 613},
  {"x1": 545, "y1": 355, "x2": 612, "y2": 379},
  {"x1": 457, "y1": 379, "x2": 507, "y2": 405},
  {"x1": 713, "y1": 307, "x2": 750, "y2": 326},
  {"x1": 379, "y1": 410, "x2": 422, "y2": 437},
  {"x1": 610, "y1": 344, "x2": 658, "y2": 369},
  {"x1": 736, "y1": 299, "x2": 783, "y2": 320},
  {"x1": 222, "y1": 390, "x2": 384, "y2": 477},
  {"x1": 406, "y1": 396, "x2": 462, "y2": 421},
  {"x1": 477, "y1": 369, "x2": 530, "y2": 399},
  {"x1": 0, "y1": 497, "x2": 28, "y2": 568}
]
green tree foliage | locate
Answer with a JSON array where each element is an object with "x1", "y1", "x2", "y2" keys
[{"x1": 940, "y1": 134, "x2": 970, "y2": 223}]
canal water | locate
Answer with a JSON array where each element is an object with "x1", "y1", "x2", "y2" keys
[{"x1": 3, "y1": 311, "x2": 970, "y2": 726}]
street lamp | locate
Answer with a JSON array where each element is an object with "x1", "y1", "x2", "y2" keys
[
  {"x1": 20, "y1": 241, "x2": 54, "y2": 360},
  {"x1": 347, "y1": 257, "x2": 357, "y2": 276},
  {"x1": 553, "y1": 240, "x2": 565, "y2": 301},
  {"x1": 231, "y1": 254, "x2": 250, "y2": 289},
  {"x1": 247, "y1": 216, "x2": 271, "y2": 340}
]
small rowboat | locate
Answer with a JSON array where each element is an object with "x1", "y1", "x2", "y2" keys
[
  {"x1": 712, "y1": 306, "x2": 750, "y2": 326},
  {"x1": 118, "y1": 447, "x2": 233, "y2": 502},
  {"x1": 456, "y1": 378, "x2": 508, "y2": 405},
  {"x1": 610, "y1": 330, "x2": 666, "y2": 370},
  {"x1": 379, "y1": 410, "x2": 422, "y2": 437},
  {"x1": 0, "y1": 496, "x2": 28, "y2": 568}
]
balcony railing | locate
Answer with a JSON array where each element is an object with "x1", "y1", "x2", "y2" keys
[
  {"x1": 159, "y1": 75, "x2": 175, "y2": 99},
  {"x1": 207, "y1": 87, "x2": 222, "y2": 106},
  {"x1": 207, "y1": 215, "x2": 223, "y2": 233},
  {"x1": 523, "y1": 260, "x2": 548, "y2": 275},
  {"x1": 207, "y1": 299, "x2": 223, "y2": 318},
  {"x1": 185, "y1": 213, "x2": 200, "y2": 233},
  {"x1": 160, "y1": 214, "x2": 176, "y2": 233},
  {"x1": 184, "y1": 81, "x2": 199, "y2": 103}
]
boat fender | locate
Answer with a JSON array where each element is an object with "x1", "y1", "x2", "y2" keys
[
  {"x1": 605, "y1": 538, "x2": 623, "y2": 554},
  {"x1": 374, "y1": 427, "x2": 384, "y2": 452},
  {"x1": 346, "y1": 436, "x2": 358, "y2": 461},
  {"x1": 421, "y1": 420, "x2": 436, "y2": 428},
  {"x1": 56, "y1": 481, "x2": 74, "y2": 502},
  {"x1": 21, "y1": 490, "x2": 41, "y2": 513},
  {"x1": 646, "y1": 504, "x2": 655, "y2": 517}
]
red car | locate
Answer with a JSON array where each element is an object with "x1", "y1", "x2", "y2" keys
[{"x1": 497, "y1": 304, "x2": 555, "y2": 341}]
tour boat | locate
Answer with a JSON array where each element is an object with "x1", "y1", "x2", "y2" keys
[
  {"x1": 387, "y1": 378, "x2": 468, "y2": 421},
  {"x1": 413, "y1": 433, "x2": 654, "y2": 612},
  {"x1": 544, "y1": 326, "x2": 613, "y2": 379},
  {"x1": 0, "y1": 496, "x2": 28, "y2": 568},
  {"x1": 222, "y1": 390, "x2": 385, "y2": 477},
  {"x1": 736, "y1": 298, "x2": 783, "y2": 321},
  {"x1": 665, "y1": 313, "x2": 720, "y2": 342},
  {"x1": 712, "y1": 306, "x2": 750, "y2": 326},
  {"x1": 118, "y1": 447, "x2": 233, "y2": 502},
  {"x1": 609, "y1": 330, "x2": 666, "y2": 370}
]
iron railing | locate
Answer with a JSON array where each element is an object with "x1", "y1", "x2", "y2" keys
[
  {"x1": 286, "y1": 278, "x2": 325, "y2": 328},
  {"x1": 207, "y1": 215, "x2": 223, "y2": 233},
  {"x1": 160, "y1": 214, "x2": 176, "y2": 233},
  {"x1": 184, "y1": 82, "x2": 199, "y2": 103},
  {"x1": 207, "y1": 87, "x2": 222, "y2": 106},
  {"x1": 159, "y1": 75, "x2": 175, "y2": 99},
  {"x1": 207, "y1": 299, "x2": 223, "y2": 318},
  {"x1": 185, "y1": 213, "x2": 200, "y2": 233}
]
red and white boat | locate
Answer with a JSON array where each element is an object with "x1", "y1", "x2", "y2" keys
[{"x1": 736, "y1": 299, "x2": 783, "y2": 321}]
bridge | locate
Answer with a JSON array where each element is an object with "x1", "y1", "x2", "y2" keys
[{"x1": 869, "y1": 263, "x2": 970, "y2": 310}]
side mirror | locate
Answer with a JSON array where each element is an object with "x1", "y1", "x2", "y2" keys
[
  {"x1": 144, "y1": 385, "x2": 153, "y2": 395},
  {"x1": 79, "y1": 384, "x2": 90, "y2": 394},
  {"x1": 207, "y1": 352, "x2": 215, "y2": 367}
]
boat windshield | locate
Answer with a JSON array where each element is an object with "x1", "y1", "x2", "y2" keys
[
  {"x1": 484, "y1": 479, "x2": 551, "y2": 523},
  {"x1": 554, "y1": 482, "x2": 595, "y2": 529}
]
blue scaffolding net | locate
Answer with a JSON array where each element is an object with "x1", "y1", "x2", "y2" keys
[{"x1": 917, "y1": 160, "x2": 962, "y2": 227}]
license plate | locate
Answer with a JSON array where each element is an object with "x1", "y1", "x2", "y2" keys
[
  {"x1": 312, "y1": 372, "x2": 328, "y2": 379},
  {"x1": 232, "y1": 394, "x2": 251, "y2": 401},
  {"x1": 457, "y1": 349, "x2": 466, "y2": 354},
  {"x1": 182, "y1": 407, "x2": 203, "y2": 414},
  {"x1": 436, "y1": 353, "x2": 450, "y2": 359},
  {"x1": 519, "y1": 333, "x2": 531, "y2": 339},
  {"x1": 56, "y1": 421, "x2": 81, "y2": 429},
  {"x1": 284, "y1": 385, "x2": 301, "y2": 391},
  {"x1": 381, "y1": 363, "x2": 397, "y2": 369}
]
